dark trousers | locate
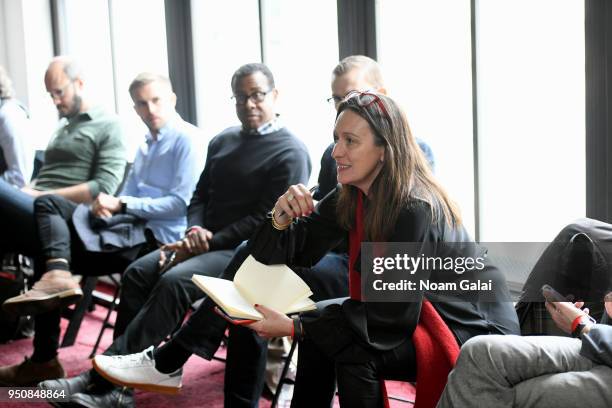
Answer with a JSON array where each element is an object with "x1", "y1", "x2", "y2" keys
[
  {"x1": 291, "y1": 298, "x2": 416, "y2": 408},
  {"x1": 0, "y1": 179, "x2": 38, "y2": 255},
  {"x1": 104, "y1": 247, "x2": 234, "y2": 357},
  {"x1": 171, "y1": 242, "x2": 350, "y2": 407},
  {"x1": 32, "y1": 195, "x2": 141, "y2": 361}
]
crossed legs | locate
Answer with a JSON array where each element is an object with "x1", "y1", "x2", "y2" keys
[{"x1": 437, "y1": 334, "x2": 612, "y2": 408}]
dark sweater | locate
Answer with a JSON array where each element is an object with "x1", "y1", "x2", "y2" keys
[{"x1": 188, "y1": 126, "x2": 311, "y2": 250}]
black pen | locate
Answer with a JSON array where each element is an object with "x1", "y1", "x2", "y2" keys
[{"x1": 159, "y1": 249, "x2": 177, "y2": 274}]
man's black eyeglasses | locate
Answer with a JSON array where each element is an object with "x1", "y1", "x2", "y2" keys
[
  {"x1": 327, "y1": 89, "x2": 366, "y2": 106},
  {"x1": 232, "y1": 90, "x2": 272, "y2": 105}
]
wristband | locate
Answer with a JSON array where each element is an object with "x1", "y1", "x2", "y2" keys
[
  {"x1": 120, "y1": 200, "x2": 127, "y2": 214},
  {"x1": 292, "y1": 317, "x2": 303, "y2": 341},
  {"x1": 46, "y1": 260, "x2": 70, "y2": 272},
  {"x1": 572, "y1": 322, "x2": 590, "y2": 338},
  {"x1": 571, "y1": 314, "x2": 592, "y2": 338},
  {"x1": 571, "y1": 314, "x2": 586, "y2": 333}
]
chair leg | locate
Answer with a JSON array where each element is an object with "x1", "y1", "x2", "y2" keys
[
  {"x1": 388, "y1": 394, "x2": 415, "y2": 405},
  {"x1": 89, "y1": 284, "x2": 121, "y2": 358},
  {"x1": 211, "y1": 333, "x2": 229, "y2": 363},
  {"x1": 271, "y1": 338, "x2": 298, "y2": 408},
  {"x1": 60, "y1": 276, "x2": 98, "y2": 348}
]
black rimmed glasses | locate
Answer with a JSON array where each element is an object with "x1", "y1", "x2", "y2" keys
[
  {"x1": 327, "y1": 89, "x2": 366, "y2": 107},
  {"x1": 232, "y1": 90, "x2": 272, "y2": 105}
]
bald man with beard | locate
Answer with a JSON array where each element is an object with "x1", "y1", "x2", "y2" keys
[{"x1": 0, "y1": 56, "x2": 126, "y2": 258}]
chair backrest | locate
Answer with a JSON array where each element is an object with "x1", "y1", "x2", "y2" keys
[
  {"x1": 382, "y1": 300, "x2": 459, "y2": 408},
  {"x1": 31, "y1": 150, "x2": 45, "y2": 180}
]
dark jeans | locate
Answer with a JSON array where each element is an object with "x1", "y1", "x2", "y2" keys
[
  {"x1": 171, "y1": 243, "x2": 350, "y2": 408},
  {"x1": 104, "y1": 247, "x2": 234, "y2": 357},
  {"x1": 0, "y1": 179, "x2": 38, "y2": 255},
  {"x1": 32, "y1": 195, "x2": 144, "y2": 362},
  {"x1": 291, "y1": 299, "x2": 416, "y2": 408}
]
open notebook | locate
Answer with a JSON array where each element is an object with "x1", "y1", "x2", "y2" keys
[{"x1": 192, "y1": 255, "x2": 316, "y2": 320}]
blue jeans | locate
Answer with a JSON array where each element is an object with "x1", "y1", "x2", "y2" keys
[{"x1": 0, "y1": 179, "x2": 38, "y2": 255}]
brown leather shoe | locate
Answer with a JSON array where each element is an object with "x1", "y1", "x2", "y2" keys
[
  {"x1": 2, "y1": 270, "x2": 83, "y2": 316},
  {"x1": 0, "y1": 356, "x2": 65, "y2": 386}
]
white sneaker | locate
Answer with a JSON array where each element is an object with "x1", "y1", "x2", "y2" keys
[{"x1": 92, "y1": 346, "x2": 182, "y2": 395}]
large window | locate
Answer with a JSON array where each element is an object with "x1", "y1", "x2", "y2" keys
[
  {"x1": 377, "y1": 0, "x2": 476, "y2": 235},
  {"x1": 191, "y1": 0, "x2": 261, "y2": 139},
  {"x1": 60, "y1": 0, "x2": 170, "y2": 159},
  {"x1": 109, "y1": 0, "x2": 169, "y2": 158},
  {"x1": 260, "y1": 0, "x2": 339, "y2": 184},
  {"x1": 62, "y1": 0, "x2": 115, "y2": 113},
  {"x1": 191, "y1": 0, "x2": 339, "y2": 183},
  {"x1": 476, "y1": 0, "x2": 585, "y2": 241},
  {"x1": 4, "y1": 0, "x2": 57, "y2": 150},
  {"x1": 378, "y1": 0, "x2": 586, "y2": 242}
]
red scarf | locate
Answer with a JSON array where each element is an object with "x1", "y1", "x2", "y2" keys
[
  {"x1": 348, "y1": 191, "x2": 459, "y2": 408},
  {"x1": 348, "y1": 191, "x2": 364, "y2": 300}
]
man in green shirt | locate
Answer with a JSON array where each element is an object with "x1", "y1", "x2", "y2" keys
[{"x1": 0, "y1": 56, "x2": 126, "y2": 257}]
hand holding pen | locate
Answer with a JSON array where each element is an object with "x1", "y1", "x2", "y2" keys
[
  {"x1": 272, "y1": 184, "x2": 318, "y2": 229},
  {"x1": 158, "y1": 248, "x2": 177, "y2": 273}
]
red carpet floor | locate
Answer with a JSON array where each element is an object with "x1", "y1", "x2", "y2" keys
[{"x1": 0, "y1": 303, "x2": 415, "y2": 407}]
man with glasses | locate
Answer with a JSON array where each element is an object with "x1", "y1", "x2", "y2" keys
[
  {"x1": 0, "y1": 56, "x2": 126, "y2": 258},
  {"x1": 38, "y1": 63, "x2": 311, "y2": 407}
]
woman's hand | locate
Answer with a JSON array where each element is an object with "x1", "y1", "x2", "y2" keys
[
  {"x1": 545, "y1": 300, "x2": 590, "y2": 334},
  {"x1": 247, "y1": 304, "x2": 294, "y2": 339},
  {"x1": 272, "y1": 184, "x2": 315, "y2": 226}
]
